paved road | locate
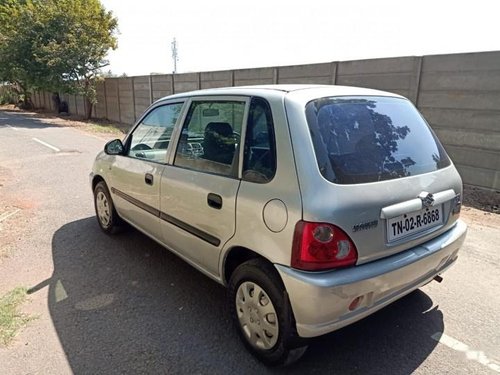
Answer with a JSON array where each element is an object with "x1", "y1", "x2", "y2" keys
[{"x1": 0, "y1": 110, "x2": 499, "y2": 374}]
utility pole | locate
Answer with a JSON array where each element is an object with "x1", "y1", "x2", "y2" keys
[{"x1": 171, "y1": 38, "x2": 179, "y2": 74}]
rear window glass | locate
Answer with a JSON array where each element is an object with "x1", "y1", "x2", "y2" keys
[{"x1": 305, "y1": 96, "x2": 451, "y2": 184}]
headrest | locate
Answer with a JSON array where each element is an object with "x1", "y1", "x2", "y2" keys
[{"x1": 205, "y1": 122, "x2": 233, "y2": 137}]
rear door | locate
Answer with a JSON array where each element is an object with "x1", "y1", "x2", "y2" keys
[
  {"x1": 159, "y1": 96, "x2": 248, "y2": 276},
  {"x1": 108, "y1": 102, "x2": 184, "y2": 241}
]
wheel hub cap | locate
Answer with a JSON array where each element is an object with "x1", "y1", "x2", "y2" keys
[
  {"x1": 235, "y1": 281, "x2": 279, "y2": 350},
  {"x1": 96, "y1": 191, "x2": 111, "y2": 227}
]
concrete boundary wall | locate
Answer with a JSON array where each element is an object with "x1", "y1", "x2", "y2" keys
[{"x1": 33, "y1": 51, "x2": 500, "y2": 190}]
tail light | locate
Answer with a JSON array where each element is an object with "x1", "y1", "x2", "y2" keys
[{"x1": 291, "y1": 221, "x2": 358, "y2": 271}]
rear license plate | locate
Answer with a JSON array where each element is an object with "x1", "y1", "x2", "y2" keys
[{"x1": 387, "y1": 205, "x2": 443, "y2": 242}]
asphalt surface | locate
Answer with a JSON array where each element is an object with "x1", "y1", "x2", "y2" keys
[{"x1": 0, "y1": 109, "x2": 499, "y2": 374}]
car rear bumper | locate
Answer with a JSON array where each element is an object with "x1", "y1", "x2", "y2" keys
[{"x1": 275, "y1": 219, "x2": 467, "y2": 338}]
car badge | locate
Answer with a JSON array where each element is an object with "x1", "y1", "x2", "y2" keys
[
  {"x1": 419, "y1": 192, "x2": 435, "y2": 208},
  {"x1": 353, "y1": 220, "x2": 378, "y2": 232}
]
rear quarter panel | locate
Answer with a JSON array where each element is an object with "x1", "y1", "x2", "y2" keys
[{"x1": 220, "y1": 92, "x2": 303, "y2": 273}]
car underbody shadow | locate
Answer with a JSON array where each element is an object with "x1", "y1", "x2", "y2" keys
[{"x1": 46, "y1": 217, "x2": 442, "y2": 374}]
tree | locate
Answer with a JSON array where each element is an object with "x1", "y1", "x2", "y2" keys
[
  {"x1": 0, "y1": 0, "x2": 40, "y2": 105},
  {"x1": 0, "y1": 0, "x2": 117, "y2": 118}
]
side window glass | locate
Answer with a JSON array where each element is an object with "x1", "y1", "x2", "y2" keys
[
  {"x1": 242, "y1": 98, "x2": 276, "y2": 183},
  {"x1": 128, "y1": 103, "x2": 183, "y2": 162},
  {"x1": 174, "y1": 100, "x2": 245, "y2": 177}
]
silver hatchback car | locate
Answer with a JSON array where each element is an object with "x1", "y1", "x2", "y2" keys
[{"x1": 90, "y1": 85, "x2": 467, "y2": 366}]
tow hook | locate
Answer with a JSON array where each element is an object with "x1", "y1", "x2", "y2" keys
[{"x1": 434, "y1": 275, "x2": 443, "y2": 283}]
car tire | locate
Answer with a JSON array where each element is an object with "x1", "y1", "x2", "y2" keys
[
  {"x1": 93, "y1": 181, "x2": 122, "y2": 234},
  {"x1": 228, "y1": 258, "x2": 308, "y2": 366}
]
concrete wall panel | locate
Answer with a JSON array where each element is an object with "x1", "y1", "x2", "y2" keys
[
  {"x1": 134, "y1": 75, "x2": 151, "y2": 120},
  {"x1": 31, "y1": 91, "x2": 39, "y2": 108},
  {"x1": 455, "y1": 165, "x2": 500, "y2": 190},
  {"x1": 200, "y1": 80, "x2": 231, "y2": 89},
  {"x1": 445, "y1": 146, "x2": 500, "y2": 171},
  {"x1": 390, "y1": 89, "x2": 412, "y2": 98},
  {"x1": 75, "y1": 95, "x2": 86, "y2": 116},
  {"x1": 151, "y1": 75, "x2": 172, "y2": 101},
  {"x1": 423, "y1": 51, "x2": 500, "y2": 72},
  {"x1": 336, "y1": 73, "x2": 412, "y2": 91},
  {"x1": 200, "y1": 70, "x2": 232, "y2": 89},
  {"x1": 234, "y1": 68, "x2": 274, "y2": 85},
  {"x1": 134, "y1": 88, "x2": 150, "y2": 98},
  {"x1": 419, "y1": 92, "x2": 500, "y2": 111},
  {"x1": 95, "y1": 81, "x2": 106, "y2": 118},
  {"x1": 152, "y1": 82, "x2": 171, "y2": 91},
  {"x1": 278, "y1": 76, "x2": 330, "y2": 85},
  {"x1": 420, "y1": 71, "x2": 500, "y2": 92},
  {"x1": 421, "y1": 108, "x2": 500, "y2": 132},
  {"x1": 117, "y1": 78, "x2": 135, "y2": 124},
  {"x1": 133, "y1": 76, "x2": 150, "y2": 91},
  {"x1": 44, "y1": 92, "x2": 53, "y2": 111},
  {"x1": 173, "y1": 73, "x2": 199, "y2": 94},
  {"x1": 135, "y1": 97, "x2": 151, "y2": 106},
  {"x1": 278, "y1": 63, "x2": 332, "y2": 80},
  {"x1": 434, "y1": 127, "x2": 500, "y2": 151},
  {"x1": 338, "y1": 56, "x2": 417, "y2": 75},
  {"x1": 104, "y1": 79, "x2": 120, "y2": 122}
]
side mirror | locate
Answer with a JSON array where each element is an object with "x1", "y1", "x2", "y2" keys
[{"x1": 104, "y1": 139, "x2": 124, "y2": 155}]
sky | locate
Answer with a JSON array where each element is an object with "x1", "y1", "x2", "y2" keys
[{"x1": 99, "y1": 0, "x2": 500, "y2": 76}]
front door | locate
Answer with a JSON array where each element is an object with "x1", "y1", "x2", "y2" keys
[
  {"x1": 109, "y1": 102, "x2": 184, "y2": 242},
  {"x1": 160, "y1": 97, "x2": 247, "y2": 276}
]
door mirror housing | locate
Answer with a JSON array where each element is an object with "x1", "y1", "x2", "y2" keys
[{"x1": 104, "y1": 139, "x2": 124, "y2": 155}]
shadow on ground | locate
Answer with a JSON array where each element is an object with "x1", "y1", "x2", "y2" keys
[
  {"x1": 37, "y1": 217, "x2": 443, "y2": 374},
  {"x1": 0, "y1": 108, "x2": 130, "y2": 133},
  {"x1": 0, "y1": 110, "x2": 62, "y2": 129}
]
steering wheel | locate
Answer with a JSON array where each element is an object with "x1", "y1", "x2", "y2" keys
[{"x1": 131, "y1": 143, "x2": 152, "y2": 151}]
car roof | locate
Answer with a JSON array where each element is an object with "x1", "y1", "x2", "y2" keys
[{"x1": 158, "y1": 84, "x2": 405, "y2": 102}]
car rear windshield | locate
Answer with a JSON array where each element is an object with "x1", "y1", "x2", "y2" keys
[{"x1": 305, "y1": 96, "x2": 451, "y2": 184}]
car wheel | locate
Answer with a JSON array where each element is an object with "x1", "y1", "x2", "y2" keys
[
  {"x1": 93, "y1": 181, "x2": 121, "y2": 234},
  {"x1": 228, "y1": 258, "x2": 308, "y2": 366}
]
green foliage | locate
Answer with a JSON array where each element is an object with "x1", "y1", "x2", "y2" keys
[
  {"x1": 0, "y1": 0, "x2": 117, "y2": 117},
  {"x1": 0, "y1": 85, "x2": 18, "y2": 105},
  {"x1": 0, "y1": 287, "x2": 34, "y2": 346}
]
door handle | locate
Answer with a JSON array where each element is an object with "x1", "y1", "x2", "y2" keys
[
  {"x1": 207, "y1": 193, "x2": 222, "y2": 209},
  {"x1": 145, "y1": 173, "x2": 154, "y2": 185}
]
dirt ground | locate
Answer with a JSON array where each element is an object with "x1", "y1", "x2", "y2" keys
[{"x1": 0, "y1": 106, "x2": 127, "y2": 260}]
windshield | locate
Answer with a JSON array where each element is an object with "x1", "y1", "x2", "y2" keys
[{"x1": 305, "y1": 96, "x2": 451, "y2": 184}]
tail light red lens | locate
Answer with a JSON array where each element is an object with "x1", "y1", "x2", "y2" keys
[{"x1": 291, "y1": 221, "x2": 358, "y2": 271}]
